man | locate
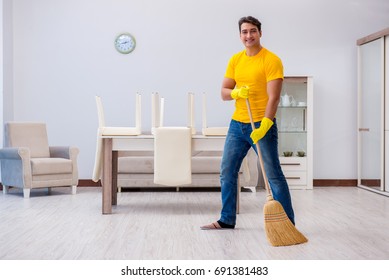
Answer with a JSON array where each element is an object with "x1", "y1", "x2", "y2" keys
[{"x1": 201, "y1": 16, "x2": 295, "y2": 230}]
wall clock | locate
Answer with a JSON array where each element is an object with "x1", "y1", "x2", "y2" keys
[{"x1": 114, "y1": 33, "x2": 136, "y2": 54}]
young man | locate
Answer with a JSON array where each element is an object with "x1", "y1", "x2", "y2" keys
[{"x1": 201, "y1": 16, "x2": 295, "y2": 230}]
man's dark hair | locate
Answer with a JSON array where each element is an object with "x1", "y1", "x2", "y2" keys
[{"x1": 238, "y1": 16, "x2": 262, "y2": 33}]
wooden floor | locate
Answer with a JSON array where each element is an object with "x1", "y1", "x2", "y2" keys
[{"x1": 0, "y1": 186, "x2": 388, "y2": 260}]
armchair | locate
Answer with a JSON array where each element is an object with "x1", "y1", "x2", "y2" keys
[{"x1": 0, "y1": 122, "x2": 79, "y2": 198}]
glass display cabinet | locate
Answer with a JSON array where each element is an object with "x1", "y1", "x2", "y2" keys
[{"x1": 277, "y1": 76, "x2": 313, "y2": 189}]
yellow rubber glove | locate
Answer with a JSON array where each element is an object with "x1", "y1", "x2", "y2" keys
[
  {"x1": 250, "y1": 117, "x2": 274, "y2": 144},
  {"x1": 231, "y1": 86, "x2": 249, "y2": 99}
]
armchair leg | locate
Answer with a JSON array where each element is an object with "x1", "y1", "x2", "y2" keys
[
  {"x1": 3, "y1": 185, "x2": 9, "y2": 194},
  {"x1": 23, "y1": 189, "x2": 31, "y2": 198},
  {"x1": 71, "y1": 185, "x2": 77, "y2": 195}
]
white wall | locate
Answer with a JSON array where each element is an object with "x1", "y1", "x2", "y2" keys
[
  {"x1": 1, "y1": 0, "x2": 12, "y2": 183},
  {"x1": 2, "y1": 0, "x2": 12, "y2": 119},
  {"x1": 4, "y1": 0, "x2": 389, "y2": 180}
]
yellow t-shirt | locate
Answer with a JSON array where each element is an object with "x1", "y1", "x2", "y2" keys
[{"x1": 225, "y1": 47, "x2": 284, "y2": 123}]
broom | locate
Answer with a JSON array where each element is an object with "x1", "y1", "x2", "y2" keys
[{"x1": 245, "y1": 98, "x2": 308, "y2": 246}]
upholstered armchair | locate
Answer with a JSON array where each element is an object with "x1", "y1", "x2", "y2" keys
[{"x1": 0, "y1": 122, "x2": 79, "y2": 198}]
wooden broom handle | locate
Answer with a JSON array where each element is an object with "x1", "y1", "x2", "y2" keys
[{"x1": 245, "y1": 98, "x2": 272, "y2": 196}]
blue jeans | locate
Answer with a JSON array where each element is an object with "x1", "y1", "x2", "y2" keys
[{"x1": 219, "y1": 119, "x2": 295, "y2": 226}]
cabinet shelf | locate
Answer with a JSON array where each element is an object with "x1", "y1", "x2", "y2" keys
[
  {"x1": 279, "y1": 131, "x2": 307, "y2": 134},
  {"x1": 281, "y1": 156, "x2": 307, "y2": 159},
  {"x1": 278, "y1": 106, "x2": 307, "y2": 109}
]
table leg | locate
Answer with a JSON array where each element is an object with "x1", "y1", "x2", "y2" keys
[
  {"x1": 102, "y1": 138, "x2": 112, "y2": 214},
  {"x1": 112, "y1": 150, "x2": 118, "y2": 205}
]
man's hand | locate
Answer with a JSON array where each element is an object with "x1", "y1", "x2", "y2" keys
[
  {"x1": 250, "y1": 117, "x2": 274, "y2": 144},
  {"x1": 231, "y1": 86, "x2": 249, "y2": 99}
]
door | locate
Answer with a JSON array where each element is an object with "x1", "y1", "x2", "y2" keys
[
  {"x1": 358, "y1": 37, "x2": 384, "y2": 191},
  {"x1": 385, "y1": 36, "x2": 389, "y2": 193}
]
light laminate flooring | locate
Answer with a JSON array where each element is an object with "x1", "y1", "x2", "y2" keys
[{"x1": 0, "y1": 186, "x2": 388, "y2": 260}]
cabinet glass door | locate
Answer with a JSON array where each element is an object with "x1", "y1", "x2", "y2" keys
[
  {"x1": 278, "y1": 79, "x2": 307, "y2": 156},
  {"x1": 358, "y1": 37, "x2": 384, "y2": 191}
]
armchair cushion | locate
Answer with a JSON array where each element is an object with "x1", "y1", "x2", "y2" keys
[
  {"x1": 118, "y1": 156, "x2": 154, "y2": 174},
  {"x1": 191, "y1": 156, "x2": 221, "y2": 174},
  {"x1": 30, "y1": 158, "x2": 73, "y2": 175},
  {"x1": 5, "y1": 123, "x2": 50, "y2": 158}
]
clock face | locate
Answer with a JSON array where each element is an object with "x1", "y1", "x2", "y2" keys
[{"x1": 114, "y1": 33, "x2": 136, "y2": 54}]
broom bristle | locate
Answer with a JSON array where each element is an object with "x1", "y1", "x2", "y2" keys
[{"x1": 264, "y1": 197, "x2": 308, "y2": 246}]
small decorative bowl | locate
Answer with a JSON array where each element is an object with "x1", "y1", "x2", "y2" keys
[
  {"x1": 283, "y1": 151, "x2": 293, "y2": 157},
  {"x1": 297, "y1": 151, "x2": 306, "y2": 157}
]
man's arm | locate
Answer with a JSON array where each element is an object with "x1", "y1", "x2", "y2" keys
[
  {"x1": 221, "y1": 77, "x2": 236, "y2": 101},
  {"x1": 250, "y1": 78, "x2": 283, "y2": 144},
  {"x1": 264, "y1": 78, "x2": 283, "y2": 119}
]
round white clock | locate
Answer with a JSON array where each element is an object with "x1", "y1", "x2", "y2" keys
[{"x1": 114, "y1": 33, "x2": 136, "y2": 54}]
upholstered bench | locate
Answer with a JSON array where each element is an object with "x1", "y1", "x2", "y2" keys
[{"x1": 116, "y1": 148, "x2": 259, "y2": 191}]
